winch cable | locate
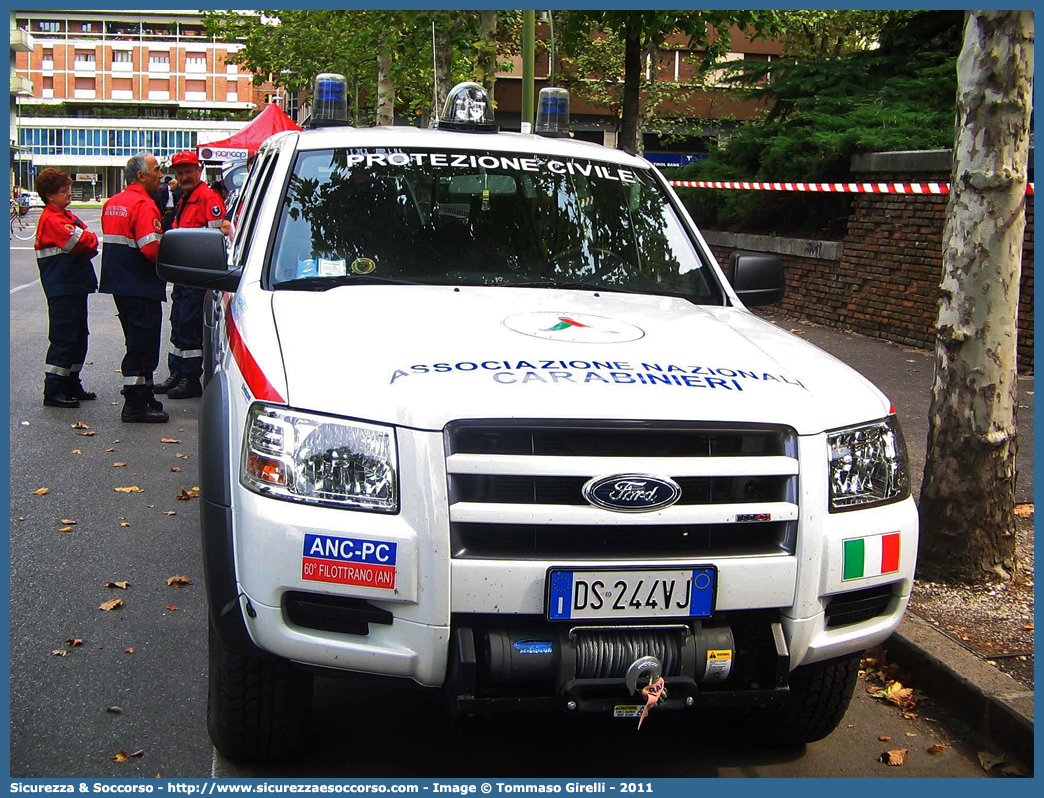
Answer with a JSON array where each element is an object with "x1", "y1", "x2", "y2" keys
[{"x1": 575, "y1": 628, "x2": 680, "y2": 679}]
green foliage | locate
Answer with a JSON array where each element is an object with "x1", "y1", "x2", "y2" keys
[{"x1": 676, "y1": 10, "x2": 962, "y2": 235}]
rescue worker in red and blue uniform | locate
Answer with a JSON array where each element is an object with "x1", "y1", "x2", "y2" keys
[
  {"x1": 34, "y1": 168, "x2": 100, "y2": 408},
  {"x1": 99, "y1": 152, "x2": 169, "y2": 423},
  {"x1": 154, "y1": 150, "x2": 226, "y2": 400}
]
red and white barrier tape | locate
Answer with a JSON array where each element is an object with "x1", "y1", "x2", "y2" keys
[{"x1": 668, "y1": 180, "x2": 1035, "y2": 196}]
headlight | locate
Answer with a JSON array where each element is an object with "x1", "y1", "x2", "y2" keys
[
  {"x1": 827, "y1": 416, "x2": 909, "y2": 512},
  {"x1": 242, "y1": 403, "x2": 398, "y2": 512}
]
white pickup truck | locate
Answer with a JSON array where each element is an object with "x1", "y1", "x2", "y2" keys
[{"x1": 158, "y1": 79, "x2": 917, "y2": 763}]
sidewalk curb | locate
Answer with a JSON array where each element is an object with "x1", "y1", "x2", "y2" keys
[{"x1": 887, "y1": 612, "x2": 1034, "y2": 768}]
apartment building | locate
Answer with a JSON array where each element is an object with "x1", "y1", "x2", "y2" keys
[{"x1": 11, "y1": 10, "x2": 278, "y2": 197}]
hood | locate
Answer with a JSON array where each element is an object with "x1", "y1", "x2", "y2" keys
[{"x1": 271, "y1": 286, "x2": 889, "y2": 434}]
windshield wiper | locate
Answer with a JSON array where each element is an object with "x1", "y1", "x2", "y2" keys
[
  {"x1": 504, "y1": 280, "x2": 644, "y2": 294},
  {"x1": 273, "y1": 275, "x2": 422, "y2": 291}
]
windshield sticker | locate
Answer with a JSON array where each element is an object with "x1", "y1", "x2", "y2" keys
[
  {"x1": 318, "y1": 258, "x2": 347, "y2": 277},
  {"x1": 302, "y1": 533, "x2": 397, "y2": 589},
  {"x1": 339, "y1": 151, "x2": 640, "y2": 183},
  {"x1": 389, "y1": 360, "x2": 804, "y2": 390},
  {"x1": 352, "y1": 257, "x2": 376, "y2": 275},
  {"x1": 503, "y1": 312, "x2": 645, "y2": 343}
]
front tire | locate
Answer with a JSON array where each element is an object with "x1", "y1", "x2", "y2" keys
[
  {"x1": 207, "y1": 623, "x2": 314, "y2": 763},
  {"x1": 746, "y1": 652, "x2": 862, "y2": 746}
]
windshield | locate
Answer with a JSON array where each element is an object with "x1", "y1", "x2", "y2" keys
[{"x1": 268, "y1": 147, "x2": 722, "y2": 303}]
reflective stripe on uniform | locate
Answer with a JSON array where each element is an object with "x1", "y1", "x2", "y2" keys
[
  {"x1": 70, "y1": 363, "x2": 83, "y2": 373},
  {"x1": 62, "y1": 225, "x2": 84, "y2": 252},
  {"x1": 123, "y1": 375, "x2": 149, "y2": 385},
  {"x1": 136, "y1": 232, "x2": 161, "y2": 248},
  {"x1": 171, "y1": 348, "x2": 204, "y2": 359},
  {"x1": 206, "y1": 220, "x2": 224, "y2": 228},
  {"x1": 45, "y1": 364, "x2": 75, "y2": 376},
  {"x1": 103, "y1": 234, "x2": 137, "y2": 248},
  {"x1": 36, "y1": 247, "x2": 63, "y2": 259}
]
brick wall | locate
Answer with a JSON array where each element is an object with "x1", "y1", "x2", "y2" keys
[{"x1": 702, "y1": 162, "x2": 1034, "y2": 373}]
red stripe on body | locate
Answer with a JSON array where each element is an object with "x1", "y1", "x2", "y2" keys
[
  {"x1": 223, "y1": 295, "x2": 285, "y2": 403},
  {"x1": 881, "y1": 533, "x2": 901, "y2": 573}
]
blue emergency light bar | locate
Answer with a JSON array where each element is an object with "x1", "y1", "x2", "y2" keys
[
  {"x1": 311, "y1": 73, "x2": 349, "y2": 127},
  {"x1": 535, "y1": 87, "x2": 570, "y2": 138}
]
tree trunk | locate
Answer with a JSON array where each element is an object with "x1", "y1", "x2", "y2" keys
[
  {"x1": 430, "y1": 26, "x2": 453, "y2": 127},
  {"x1": 476, "y1": 10, "x2": 498, "y2": 103},
  {"x1": 376, "y1": 49, "x2": 395, "y2": 126},
  {"x1": 918, "y1": 11, "x2": 1033, "y2": 584},
  {"x1": 619, "y1": 26, "x2": 642, "y2": 152}
]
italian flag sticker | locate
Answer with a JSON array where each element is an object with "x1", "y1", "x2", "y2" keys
[{"x1": 843, "y1": 532, "x2": 900, "y2": 580}]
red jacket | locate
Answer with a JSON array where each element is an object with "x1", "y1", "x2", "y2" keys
[
  {"x1": 99, "y1": 183, "x2": 166, "y2": 301},
  {"x1": 173, "y1": 182, "x2": 226, "y2": 230},
  {"x1": 34, "y1": 204, "x2": 99, "y2": 298}
]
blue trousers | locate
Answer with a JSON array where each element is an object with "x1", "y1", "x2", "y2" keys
[
  {"x1": 114, "y1": 295, "x2": 162, "y2": 393},
  {"x1": 44, "y1": 294, "x2": 89, "y2": 396},
  {"x1": 168, "y1": 284, "x2": 205, "y2": 379}
]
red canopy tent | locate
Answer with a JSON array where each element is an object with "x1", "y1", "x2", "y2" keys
[{"x1": 197, "y1": 104, "x2": 302, "y2": 163}]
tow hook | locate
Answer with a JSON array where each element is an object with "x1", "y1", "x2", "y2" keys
[{"x1": 626, "y1": 656, "x2": 668, "y2": 730}]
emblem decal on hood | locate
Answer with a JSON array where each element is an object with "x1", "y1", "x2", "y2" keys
[
  {"x1": 503, "y1": 312, "x2": 645, "y2": 344},
  {"x1": 582, "y1": 474, "x2": 681, "y2": 513}
]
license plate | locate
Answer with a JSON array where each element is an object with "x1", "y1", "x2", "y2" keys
[{"x1": 545, "y1": 567, "x2": 716, "y2": 621}]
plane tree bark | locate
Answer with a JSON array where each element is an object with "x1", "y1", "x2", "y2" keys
[{"x1": 918, "y1": 10, "x2": 1033, "y2": 584}]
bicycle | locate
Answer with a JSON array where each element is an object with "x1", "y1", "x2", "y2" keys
[{"x1": 10, "y1": 204, "x2": 40, "y2": 241}]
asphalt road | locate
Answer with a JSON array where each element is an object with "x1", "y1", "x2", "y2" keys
[{"x1": 7, "y1": 217, "x2": 1016, "y2": 778}]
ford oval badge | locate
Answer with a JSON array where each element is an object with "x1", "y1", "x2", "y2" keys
[{"x1": 582, "y1": 474, "x2": 682, "y2": 513}]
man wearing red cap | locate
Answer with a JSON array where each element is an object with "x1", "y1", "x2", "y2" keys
[{"x1": 155, "y1": 150, "x2": 227, "y2": 399}]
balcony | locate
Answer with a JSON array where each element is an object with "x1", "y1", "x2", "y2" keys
[
  {"x1": 112, "y1": 61, "x2": 133, "y2": 73},
  {"x1": 10, "y1": 75, "x2": 34, "y2": 96},
  {"x1": 10, "y1": 27, "x2": 34, "y2": 53},
  {"x1": 73, "y1": 89, "x2": 97, "y2": 99}
]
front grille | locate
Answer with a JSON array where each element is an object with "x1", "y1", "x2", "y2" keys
[{"x1": 445, "y1": 420, "x2": 799, "y2": 561}]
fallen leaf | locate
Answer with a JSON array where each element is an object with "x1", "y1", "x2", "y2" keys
[
  {"x1": 164, "y1": 511, "x2": 176, "y2": 516},
  {"x1": 161, "y1": 438, "x2": 181, "y2": 444},
  {"x1": 113, "y1": 440, "x2": 120, "y2": 444},
  {"x1": 110, "y1": 749, "x2": 144, "y2": 762},
  {"x1": 170, "y1": 466, "x2": 181, "y2": 473},
  {"x1": 928, "y1": 744, "x2": 947, "y2": 755},
  {"x1": 71, "y1": 422, "x2": 90, "y2": 430},
  {"x1": 114, "y1": 486, "x2": 143, "y2": 493},
  {"x1": 165, "y1": 604, "x2": 179, "y2": 611},
  {"x1": 51, "y1": 649, "x2": 68, "y2": 657},
  {"x1": 1014, "y1": 503, "x2": 1033, "y2": 517},
  {"x1": 33, "y1": 488, "x2": 50, "y2": 496},
  {"x1": 1023, "y1": 622, "x2": 1034, "y2": 631},
  {"x1": 58, "y1": 526, "x2": 74, "y2": 533},
  {"x1": 978, "y1": 751, "x2": 1005, "y2": 771},
  {"x1": 878, "y1": 736, "x2": 891, "y2": 742},
  {"x1": 72, "y1": 449, "x2": 82, "y2": 455},
  {"x1": 175, "y1": 453, "x2": 189, "y2": 459},
  {"x1": 113, "y1": 462, "x2": 127, "y2": 468},
  {"x1": 78, "y1": 431, "x2": 97, "y2": 437},
  {"x1": 120, "y1": 522, "x2": 131, "y2": 528},
  {"x1": 99, "y1": 598, "x2": 124, "y2": 612},
  {"x1": 124, "y1": 648, "x2": 135, "y2": 654},
  {"x1": 905, "y1": 732, "x2": 917, "y2": 737},
  {"x1": 166, "y1": 575, "x2": 192, "y2": 587},
  {"x1": 106, "y1": 706, "x2": 122, "y2": 714},
  {"x1": 879, "y1": 749, "x2": 907, "y2": 766},
  {"x1": 103, "y1": 581, "x2": 130, "y2": 590},
  {"x1": 999, "y1": 763, "x2": 1026, "y2": 777},
  {"x1": 18, "y1": 516, "x2": 25, "y2": 521},
  {"x1": 61, "y1": 519, "x2": 76, "y2": 525},
  {"x1": 106, "y1": 447, "x2": 115, "y2": 453},
  {"x1": 178, "y1": 428, "x2": 185, "y2": 432},
  {"x1": 175, "y1": 487, "x2": 199, "y2": 501},
  {"x1": 66, "y1": 638, "x2": 83, "y2": 647}
]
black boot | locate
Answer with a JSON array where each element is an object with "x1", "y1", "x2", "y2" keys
[
  {"x1": 153, "y1": 372, "x2": 180, "y2": 395},
  {"x1": 66, "y1": 377, "x2": 96, "y2": 401},
  {"x1": 43, "y1": 393, "x2": 80, "y2": 408},
  {"x1": 167, "y1": 375, "x2": 203, "y2": 400},
  {"x1": 121, "y1": 386, "x2": 169, "y2": 423}
]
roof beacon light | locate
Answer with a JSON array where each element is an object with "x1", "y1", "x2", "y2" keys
[
  {"x1": 439, "y1": 82, "x2": 498, "y2": 133},
  {"x1": 311, "y1": 73, "x2": 349, "y2": 127},
  {"x1": 535, "y1": 87, "x2": 570, "y2": 137}
]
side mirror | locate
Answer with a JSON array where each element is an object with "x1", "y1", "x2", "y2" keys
[
  {"x1": 728, "y1": 251, "x2": 784, "y2": 306},
  {"x1": 157, "y1": 228, "x2": 241, "y2": 292}
]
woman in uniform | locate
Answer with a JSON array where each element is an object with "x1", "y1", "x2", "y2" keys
[{"x1": 34, "y1": 168, "x2": 100, "y2": 407}]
